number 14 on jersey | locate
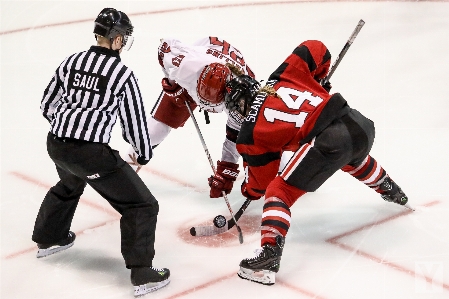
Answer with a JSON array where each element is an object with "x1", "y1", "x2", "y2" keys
[{"x1": 263, "y1": 87, "x2": 324, "y2": 128}]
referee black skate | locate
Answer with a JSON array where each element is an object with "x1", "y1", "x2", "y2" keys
[{"x1": 32, "y1": 8, "x2": 169, "y2": 297}]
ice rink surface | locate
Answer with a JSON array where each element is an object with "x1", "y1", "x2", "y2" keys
[{"x1": 1, "y1": 0, "x2": 449, "y2": 298}]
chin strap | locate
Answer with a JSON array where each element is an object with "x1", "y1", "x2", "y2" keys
[
  {"x1": 204, "y1": 110, "x2": 210, "y2": 124},
  {"x1": 198, "y1": 108, "x2": 211, "y2": 124}
]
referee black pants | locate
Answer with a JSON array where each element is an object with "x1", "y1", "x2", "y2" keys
[{"x1": 32, "y1": 132, "x2": 158, "y2": 268}]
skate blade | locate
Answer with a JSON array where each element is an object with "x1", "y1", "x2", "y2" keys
[
  {"x1": 134, "y1": 279, "x2": 170, "y2": 297},
  {"x1": 36, "y1": 242, "x2": 74, "y2": 258},
  {"x1": 403, "y1": 203, "x2": 415, "y2": 211},
  {"x1": 237, "y1": 268, "x2": 275, "y2": 285}
]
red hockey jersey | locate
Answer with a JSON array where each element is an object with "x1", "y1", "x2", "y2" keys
[{"x1": 236, "y1": 40, "x2": 349, "y2": 198}]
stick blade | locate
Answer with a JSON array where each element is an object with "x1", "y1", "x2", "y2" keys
[
  {"x1": 190, "y1": 225, "x2": 228, "y2": 237},
  {"x1": 237, "y1": 225, "x2": 244, "y2": 244}
]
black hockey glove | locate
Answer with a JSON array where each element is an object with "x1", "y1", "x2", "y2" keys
[{"x1": 322, "y1": 80, "x2": 332, "y2": 93}]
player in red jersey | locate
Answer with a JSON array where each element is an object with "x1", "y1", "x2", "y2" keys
[{"x1": 222, "y1": 40, "x2": 409, "y2": 285}]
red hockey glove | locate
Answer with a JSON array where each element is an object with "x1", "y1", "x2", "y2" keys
[
  {"x1": 208, "y1": 160, "x2": 239, "y2": 198},
  {"x1": 161, "y1": 78, "x2": 195, "y2": 108},
  {"x1": 241, "y1": 182, "x2": 262, "y2": 201}
]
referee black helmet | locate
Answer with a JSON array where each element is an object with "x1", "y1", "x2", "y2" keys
[{"x1": 94, "y1": 8, "x2": 134, "y2": 49}]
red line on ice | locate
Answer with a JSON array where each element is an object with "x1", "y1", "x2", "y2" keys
[
  {"x1": 162, "y1": 273, "x2": 235, "y2": 299},
  {"x1": 3, "y1": 172, "x2": 121, "y2": 259},
  {"x1": 141, "y1": 167, "x2": 207, "y2": 193},
  {"x1": 0, "y1": 1, "x2": 360, "y2": 36},
  {"x1": 277, "y1": 280, "x2": 330, "y2": 299},
  {"x1": 161, "y1": 272, "x2": 329, "y2": 299},
  {"x1": 326, "y1": 200, "x2": 449, "y2": 292},
  {"x1": 5, "y1": 163, "x2": 206, "y2": 259},
  {"x1": 5, "y1": 172, "x2": 328, "y2": 297},
  {"x1": 4, "y1": 1, "x2": 447, "y2": 36},
  {"x1": 4, "y1": 219, "x2": 118, "y2": 259},
  {"x1": 9, "y1": 171, "x2": 119, "y2": 218}
]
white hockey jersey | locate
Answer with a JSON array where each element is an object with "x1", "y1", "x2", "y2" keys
[{"x1": 157, "y1": 36, "x2": 256, "y2": 163}]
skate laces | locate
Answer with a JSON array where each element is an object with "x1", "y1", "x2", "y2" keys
[
  {"x1": 247, "y1": 248, "x2": 264, "y2": 260},
  {"x1": 151, "y1": 266, "x2": 164, "y2": 272},
  {"x1": 254, "y1": 248, "x2": 263, "y2": 256},
  {"x1": 150, "y1": 266, "x2": 167, "y2": 276}
]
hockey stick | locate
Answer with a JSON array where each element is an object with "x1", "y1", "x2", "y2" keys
[
  {"x1": 185, "y1": 101, "x2": 245, "y2": 244},
  {"x1": 320, "y1": 22, "x2": 416, "y2": 213},
  {"x1": 190, "y1": 198, "x2": 252, "y2": 237},
  {"x1": 322, "y1": 19, "x2": 365, "y2": 85}
]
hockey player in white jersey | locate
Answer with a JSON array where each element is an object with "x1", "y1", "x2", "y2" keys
[{"x1": 128, "y1": 36, "x2": 256, "y2": 198}]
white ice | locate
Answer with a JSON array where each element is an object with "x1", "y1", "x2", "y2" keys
[{"x1": 1, "y1": 1, "x2": 449, "y2": 298}]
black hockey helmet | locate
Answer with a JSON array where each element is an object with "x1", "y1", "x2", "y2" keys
[
  {"x1": 93, "y1": 8, "x2": 134, "y2": 50},
  {"x1": 224, "y1": 75, "x2": 261, "y2": 117}
]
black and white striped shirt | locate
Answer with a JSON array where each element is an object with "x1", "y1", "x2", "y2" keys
[{"x1": 41, "y1": 46, "x2": 152, "y2": 161}]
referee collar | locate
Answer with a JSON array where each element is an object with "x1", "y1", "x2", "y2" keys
[{"x1": 89, "y1": 46, "x2": 121, "y2": 61}]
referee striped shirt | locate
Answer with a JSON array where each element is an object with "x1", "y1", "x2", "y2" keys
[{"x1": 40, "y1": 46, "x2": 152, "y2": 160}]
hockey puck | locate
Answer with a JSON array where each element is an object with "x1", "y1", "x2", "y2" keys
[{"x1": 213, "y1": 215, "x2": 227, "y2": 228}]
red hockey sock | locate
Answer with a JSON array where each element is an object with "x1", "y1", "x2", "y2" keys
[
  {"x1": 341, "y1": 155, "x2": 387, "y2": 193},
  {"x1": 261, "y1": 197, "x2": 291, "y2": 246},
  {"x1": 261, "y1": 177, "x2": 307, "y2": 246}
]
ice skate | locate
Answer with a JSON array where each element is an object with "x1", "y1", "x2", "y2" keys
[
  {"x1": 36, "y1": 231, "x2": 76, "y2": 258},
  {"x1": 379, "y1": 177, "x2": 413, "y2": 210},
  {"x1": 238, "y1": 236, "x2": 284, "y2": 285},
  {"x1": 131, "y1": 266, "x2": 170, "y2": 297}
]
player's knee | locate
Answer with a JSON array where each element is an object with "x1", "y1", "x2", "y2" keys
[{"x1": 265, "y1": 176, "x2": 306, "y2": 207}]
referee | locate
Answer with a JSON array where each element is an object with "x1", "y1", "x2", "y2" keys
[{"x1": 32, "y1": 8, "x2": 170, "y2": 296}]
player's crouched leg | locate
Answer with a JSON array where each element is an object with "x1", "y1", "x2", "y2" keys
[{"x1": 238, "y1": 177, "x2": 306, "y2": 285}]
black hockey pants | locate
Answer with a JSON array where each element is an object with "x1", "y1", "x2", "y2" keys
[
  {"x1": 32, "y1": 132, "x2": 158, "y2": 268},
  {"x1": 283, "y1": 108, "x2": 375, "y2": 192}
]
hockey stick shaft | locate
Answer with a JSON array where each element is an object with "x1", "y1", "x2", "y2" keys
[
  {"x1": 322, "y1": 19, "x2": 365, "y2": 84},
  {"x1": 185, "y1": 104, "x2": 215, "y2": 173},
  {"x1": 224, "y1": 198, "x2": 251, "y2": 228},
  {"x1": 190, "y1": 198, "x2": 252, "y2": 237},
  {"x1": 185, "y1": 102, "x2": 244, "y2": 243}
]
